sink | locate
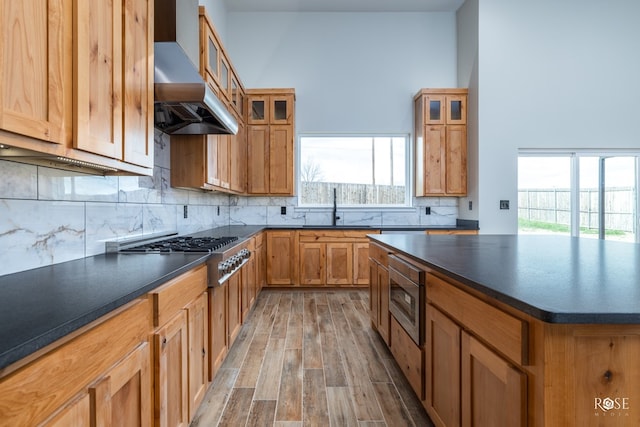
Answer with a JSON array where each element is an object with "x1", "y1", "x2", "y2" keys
[{"x1": 302, "y1": 225, "x2": 372, "y2": 229}]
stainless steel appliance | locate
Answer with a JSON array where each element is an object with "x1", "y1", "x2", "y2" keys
[
  {"x1": 388, "y1": 254, "x2": 425, "y2": 345},
  {"x1": 108, "y1": 232, "x2": 251, "y2": 286}
]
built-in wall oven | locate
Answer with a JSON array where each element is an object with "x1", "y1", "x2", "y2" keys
[{"x1": 388, "y1": 254, "x2": 425, "y2": 345}]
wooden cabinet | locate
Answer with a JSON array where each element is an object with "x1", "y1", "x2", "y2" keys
[
  {"x1": 0, "y1": 298, "x2": 152, "y2": 426},
  {"x1": 425, "y1": 271, "x2": 527, "y2": 427},
  {"x1": 227, "y1": 272, "x2": 242, "y2": 347},
  {"x1": 208, "y1": 282, "x2": 228, "y2": 379},
  {"x1": 0, "y1": 0, "x2": 70, "y2": 145},
  {"x1": 266, "y1": 230, "x2": 297, "y2": 286},
  {"x1": 74, "y1": 0, "x2": 154, "y2": 169},
  {"x1": 171, "y1": 7, "x2": 246, "y2": 194},
  {"x1": 298, "y1": 230, "x2": 374, "y2": 287},
  {"x1": 391, "y1": 316, "x2": 424, "y2": 400},
  {"x1": 246, "y1": 89, "x2": 296, "y2": 195},
  {"x1": 255, "y1": 232, "x2": 267, "y2": 291},
  {"x1": 414, "y1": 89, "x2": 467, "y2": 197},
  {"x1": 0, "y1": 0, "x2": 153, "y2": 175},
  {"x1": 151, "y1": 265, "x2": 208, "y2": 427},
  {"x1": 241, "y1": 237, "x2": 257, "y2": 322},
  {"x1": 369, "y1": 241, "x2": 390, "y2": 345}
]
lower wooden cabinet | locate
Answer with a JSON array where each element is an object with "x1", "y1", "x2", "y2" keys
[
  {"x1": 208, "y1": 282, "x2": 228, "y2": 379},
  {"x1": 186, "y1": 292, "x2": 209, "y2": 422},
  {"x1": 369, "y1": 241, "x2": 390, "y2": 345},
  {"x1": 461, "y1": 332, "x2": 526, "y2": 427},
  {"x1": 228, "y1": 273, "x2": 242, "y2": 347},
  {"x1": 390, "y1": 315, "x2": 424, "y2": 400},
  {"x1": 266, "y1": 230, "x2": 297, "y2": 285}
]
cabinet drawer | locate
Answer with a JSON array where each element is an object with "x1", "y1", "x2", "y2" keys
[
  {"x1": 151, "y1": 265, "x2": 208, "y2": 327},
  {"x1": 427, "y1": 273, "x2": 528, "y2": 365},
  {"x1": 390, "y1": 316, "x2": 424, "y2": 399},
  {"x1": 298, "y1": 230, "x2": 374, "y2": 242},
  {"x1": 369, "y1": 241, "x2": 390, "y2": 265}
]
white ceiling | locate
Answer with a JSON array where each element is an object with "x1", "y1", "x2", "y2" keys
[{"x1": 223, "y1": 0, "x2": 466, "y2": 13}]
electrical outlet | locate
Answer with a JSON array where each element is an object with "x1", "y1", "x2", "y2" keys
[
  {"x1": 468, "y1": 201, "x2": 473, "y2": 210},
  {"x1": 425, "y1": 207, "x2": 431, "y2": 215},
  {"x1": 183, "y1": 205, "x2": 188, "y2": 218},
  {"x1": 500, "y1": 200, "x2": 510, "y2": 210},
  {"x1": 281, "y1": 206, "x2": 287, "y2": 215}
]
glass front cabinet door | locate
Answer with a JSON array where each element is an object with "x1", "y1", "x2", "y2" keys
[{"x1": 248, "y1": 96, "x2": 269, "y2": 125}]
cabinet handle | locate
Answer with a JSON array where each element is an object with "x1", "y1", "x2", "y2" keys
[
  {"x1": 162, "y1": 337, "x2": 167, "y2": 348},
  {"x1": 202, "y1": 348, "x2": 206, "y2": 357}
]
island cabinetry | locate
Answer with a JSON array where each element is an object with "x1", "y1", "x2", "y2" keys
[
  {"x1": 241, "y1": 237, "x2": 257, "y2": 322},
  {"x1": 255, "y1": 232, "x2": 267, "y2": 291},
  {"x1": 208, "y1": 281, "x2": 227, "y2": 378},
  {"x1": 246, "y1": 89, "x2": 295, "y2": 195},
  {"x1": 0, "y1": 298, "x2": 152, "y2": 426},
  {"x1": 369, "y1": 241, "x2": 391, "y2": 345},
  {"x1": 266, "y1": 230, "x2": 298, "y2": 286},
  {"x1": 414, "y1": 89, "x2": 467, "y2": 196},
  {"x1": 425, "y1": 271, "x2": 528, "y2": 427},
  {"x1": 151, "y1": 264, "x2": 208, "y2": 426}
]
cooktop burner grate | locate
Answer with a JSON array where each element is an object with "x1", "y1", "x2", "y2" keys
[{"x1": 123, "y1": 236, "x2": 239, "y2": 253}]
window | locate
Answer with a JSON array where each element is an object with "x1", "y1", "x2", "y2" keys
[
  {"x1": 518, "y1": 152, "x2": 639, "y2": 243},
  {"x1": 299, "y1": 135, "x2": 409, "y2": 206}
]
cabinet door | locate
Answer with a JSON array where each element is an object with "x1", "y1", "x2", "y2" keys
[
  {"x1": 201, "y1": 23, "x2": 220, "y2": 87},
  {"x1": 445, "y1": 125, "x2": 467, "y2": 195},
  {"x1": 369, "y1": 259, "x2": 380, "y2": 329},
  {"x1": 122, "y1": 0, "x2": 154, "y2": 168},
  {"x1": 269, "y1": 125, "x2": 294, "y2": 195},
  {"x1": 219, "y1": 56, "x2": 230, "y2": 101},
  {"x1": 326, "y1": 242, "x2": 353, "y2": 285},
  {"x1": 227, "y1": 273, "x2": 242, "y2": 347},
  {"x1": 390, "y1": 316, "x2": 424, "y2": 399},
  {"x1": 247, "y1": 125, "x2": 270, "y2": 194},
  {"x1": 230, "y1": 120, "x2": 246, "y2": 193},
  {"x1": 266, "y1": 231, "x2": 296, "y2": 286},
  {"x1": 270, "y1": 94, "x2": 294, "y2": 125},
  {"x1": 154, "y1": 310, "x2": 189, "y2": 427},
  {"x1": 207, "y1": 134, "x2": 221, "y2": 187},
  {"x1": 425, "y1": 94, "x2": 446, "y2": 125},
  {"x1": 378, "y1": 264, "x2": 390, "y2": 345},
  {"x1": 217, "y1": 134, "x2": 231, "y2": 189},
  {"x1": 208, "y1": 284, "x2": 228, "y2": 379},
  {"x1": 422, "y1": 125, "x2": 447, "y2": 195},
  {"x1": 91, "y1": 342, "x2": 152, "y2": 427},
  {"x1": 73, "y1": 0, "x2": 123, "y2": 159},
  {"x1": 425, "y1": 306, "x2": 460, "y2": 427},
  {"x1": 353, "y1": 243, "x2": 370, "y2": 285},
  {"x1": 248, "y1": 95, "x2": 269, "y2": 125},
  {"x1": 300, "y1": 242, "x2": 326, "y2": 285},
  {"x1": 461, "y1": 332, "x2": 526, "y2": 427},
  {"x1": 0, "y1": 0, "x2": 70, "y2": 144},
  {"x1": 446, "y1": 95, "x2": 467, "y2": 125},
  {"x1": 186, "y1": 292, "x2": 209, "y2": 422},
  {"x1": 256, "y1": 240, "x2": 267, "y2": 291}
]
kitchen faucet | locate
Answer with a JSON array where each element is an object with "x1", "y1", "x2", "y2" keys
[{"x1": 332, "y1": 188, "x2": 341, "y2": 226}]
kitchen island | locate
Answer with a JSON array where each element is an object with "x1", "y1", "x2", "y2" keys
[{"x1": 369, "y1": 234, "x2": 640, "y2": 427}]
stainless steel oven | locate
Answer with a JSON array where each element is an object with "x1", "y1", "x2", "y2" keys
[{"x1": 388, "y1": 254, "x2": 425, "y2": 345}]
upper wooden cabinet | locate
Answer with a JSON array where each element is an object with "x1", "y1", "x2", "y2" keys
[
  {"x1": 414, "y1": 89, "x2": 467, "y2": 197},
  {"x1": 0, "y1": 0, "x2": 154, "y2": 175},
  {"x1": 246, "y1": 89, "x2": 296, "y2": 195}
]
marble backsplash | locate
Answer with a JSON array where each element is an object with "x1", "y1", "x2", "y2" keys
[{"x1": 0, "y1": 130, "x2": 457, "y2": 276}]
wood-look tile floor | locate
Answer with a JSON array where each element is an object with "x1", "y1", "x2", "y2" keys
[{"x1": 191, "y1": 289, "x2": 434, "y2": 427}]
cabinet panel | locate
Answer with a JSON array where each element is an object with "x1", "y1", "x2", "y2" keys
[
  {"x1": 208, "y1": 283, "x2": 228, "y2": 379},
  {"x1": 217, "y1": 134, "x2": 231, "y2": 189},
  {"x1": 425, "y1": 306, "x2": 460, "y2": 427},
  {"x1": 369, "y1": 260, "x2": 380, "y2": 328},
  {"x1": 425, "y1": 94, "x2": 446, "y2": 125},
  {"x1": 269, "y1": 125, "x2": 294, "y2": 195},
  {"x1": 378, "y1": 264, "x2": 390, "y2": 345},
  {"x1": 423, "y1": 125, "x2": 447, "y2": 195},
  {"x1": 326, "y1": 242, "x2": 353, "y2": 285},
  {"x1": 0, "y1": 0, "x2": 70, "y2": 144},
  {"x1": 228, "y1": 273, "x2": 242, "y2": 346},
  {"x1": 270, "y1": 94, "x2": 294, "y2": 125},
  {"x1": 266, "y1": 231, "x2": 297, "y2": 286},
  {"x1": 186, "y1": 292, "x2": 209, "y2": 422},
  {"x1": 247, "y1": 125, "x2": 270, "y2": 194},
  {"x1": 41, "y1": 393, "x2": 91, "y2": 427},
  {"x1": 248, "y1": 95, "x2": 269, "y2": 125},
  {"x1": 353, "y1": 242, "x2": 370, "y2": 285},
  {"x1": 154, "y1": 310, "x2": 189, "y2": 427},
  {"x1": 299, "y1": 242, "x2": 326, "y2": 285},
  {"x1": 461, "y1": 332, "x2": 526, "y2": 427},
  {"x1": 445, "y1": 126, "x2": 467, "y2": 196},
  {"x1": 73, "y1": 0, "x2": 123, "y2": 159},
  {"x1": 230, "y1": 120, "x2": 246, "y2": 193},
  {"x1": 390, "y1": 315, "x2": 424, "y2": 399}
]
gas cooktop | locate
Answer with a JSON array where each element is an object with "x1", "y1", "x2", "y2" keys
[{"x1": 121, "y1": 236, "x2": 239, "y2": 253}]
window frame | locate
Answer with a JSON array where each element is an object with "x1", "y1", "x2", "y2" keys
[
  {"x1": 296, "y1": 133, "x2": 413, "y2": 209},
  {"x1": 518, "y1": 149, "x2": 640, "y2": 243}
]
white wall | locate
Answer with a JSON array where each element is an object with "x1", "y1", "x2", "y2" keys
[
  {"x1": 477, "y1": 0, "x2": 640, "y2": 233},
  {"x1": 199, "y1": 0, "x2": 227, "y2": 43},
  {"x1": 226, "y1": 12, "x2": 457, "y2": 135}
]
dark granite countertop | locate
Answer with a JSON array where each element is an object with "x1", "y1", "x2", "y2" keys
[
  {"x1": 369, "y1": 234, "x2": 640, "y2": 324},
  {"x1": 0, "y1": 252, "x2": 209, "y2": 371}
]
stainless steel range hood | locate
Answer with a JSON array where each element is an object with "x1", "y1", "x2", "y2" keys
[{"x1": 153, "y1": 0, "x2": 238, "y2": 135}]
